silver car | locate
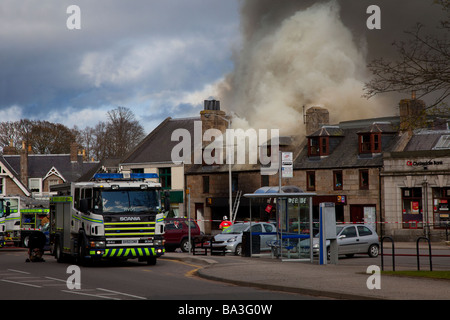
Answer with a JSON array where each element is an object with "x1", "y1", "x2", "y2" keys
[
  {"x1": 312, "y1": 224, "x2": 380, "y2": 258},
  {"x1": 212, "y1": 222, "x2": 276, "y2": 255}
]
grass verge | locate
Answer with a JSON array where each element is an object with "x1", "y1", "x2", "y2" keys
[{"x1": 382, "y1": 270, "x2": 450, "y2": 280}]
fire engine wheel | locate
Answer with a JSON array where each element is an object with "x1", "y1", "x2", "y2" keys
[
  {"x1": 147, "y1": 257, "x2": 157, "y2": 265},
  {"x1": 54, "y1": 239, "x2": 64, "y2": 263},
  {"x1": 77, "y1": 239, "x2": 90, "y2": 266}
]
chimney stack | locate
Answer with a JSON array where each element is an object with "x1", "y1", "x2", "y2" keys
[
  {"x1": 200, "y1": 100, "x2": 228, "y2": 143},
  {"x1": 3, "y1": 139, "x2": 16, "y2": 155},
  {"x1": 70, "y1": 142, "x2": 79, "y2": 162},
  {"x1": 399, "y1": 95, "x2": 426, "y2": 131},
  {"x1": 20, "y1": 141, "x2": 28, "y2": 185},
  {"x1": 305, "y1": 106, "x2": 329, "y2": 135}
]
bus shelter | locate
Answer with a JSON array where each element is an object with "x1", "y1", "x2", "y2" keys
[{"x1": 244, "y1": 186, "x2": 315, "y2": 262}]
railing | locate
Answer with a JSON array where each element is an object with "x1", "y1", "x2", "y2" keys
[
  {"x1": 416, "y1": 237, "x2": 432, "y2": 271},
  {"x1": 380, "y1": 236, "x2": 395, "y2": 271}
]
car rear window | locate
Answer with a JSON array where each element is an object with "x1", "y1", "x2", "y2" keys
[{"x1": 357, "y1": 226, "x2": 373, "y2": 236}]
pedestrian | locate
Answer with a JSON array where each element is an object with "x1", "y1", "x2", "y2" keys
[{"x1": 219, "y1": 216, "x2": 232, "y2": 231}]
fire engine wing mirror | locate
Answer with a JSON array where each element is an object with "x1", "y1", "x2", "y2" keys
[
  {"x1": 80, "y1": 199, "x2": 91, "y2": 214},
  {"x1": 4, "y1": 203, "x2": 11, "y2": 217}
]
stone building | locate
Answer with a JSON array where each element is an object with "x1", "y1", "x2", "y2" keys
[{"x1": 382, "y1": 119, "x2": 450, "y2": 241}]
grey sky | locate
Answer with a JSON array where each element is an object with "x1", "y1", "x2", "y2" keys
[{"x1": 0, "y1": 1, "x2": 445, "y2": 134}]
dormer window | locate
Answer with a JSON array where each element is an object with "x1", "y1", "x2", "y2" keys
[
  {"x1": 358, "y1": 133, "x2": 381, "y2": 154},
  {"x1": 308, "y1": 137, "x2": 329, "y2": 157}
]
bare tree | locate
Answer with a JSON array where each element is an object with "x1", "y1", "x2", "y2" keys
[
  {"x1": 105, "y1": 106, "x2": 145, "y2": 158},
  {"x1": 364, "y1": 0, "x2": 449, "y2": 114}
]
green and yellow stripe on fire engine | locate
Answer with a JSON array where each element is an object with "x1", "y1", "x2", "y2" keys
[{"x1": 97, "y1": 247, "x2": 164, "y2": 257}]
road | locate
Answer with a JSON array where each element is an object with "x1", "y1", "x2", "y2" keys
[{"x1": 0, "y1": 249, "x2": 321, "y2": 302}]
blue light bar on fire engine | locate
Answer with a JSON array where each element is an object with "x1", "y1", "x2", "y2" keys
[{"x1": 93, "y1": 173, "x2": 159, "y2": 180}]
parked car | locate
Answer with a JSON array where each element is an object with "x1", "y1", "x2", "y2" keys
[
  {"x1": 212, "y1": 222, "x2": 277, "y2": 256},
  {"x1": 164, "y1": 218, "x2": 201, "y2": 252},
  {"x1": 308, "y1": 224, "x2": 380, "y2": 258}
]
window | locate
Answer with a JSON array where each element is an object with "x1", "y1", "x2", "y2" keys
[
  {"x1": 402, "y1": 188, "x2": 423, "y2": 229},
  {"x1": 308, "y1": 137, "x2": 329, "y2": 157},
  {"x1": 131, "y1": 168, "x2": 144, "y2": 173},
  {"x1": 333, "y1": 170, "x2": 343, "y2": 190},
  {"x1": 358, "y1": 133, "x2": 381, "y2": 154},
  {"x1": 29, "y1": 178, "x2": 42, "y2": 193},
  {"x1": 250, "y1": 224, "x2": 262, "y2": 233},
  {"x1": 202, "y1": 176, "x2": 210, "y2": 194},
  {"x1": 432, "y1": 188, "x2": 450, "y2": 228},
  {"x1": 232, "y1": 175, "x2": 239, "y2": 192},
  {"x1": 306, "y1": 171, "x2": 315, "y2": 191},
  {"x1": 433, "y1": 135, "x2": 450, "y2": 150},
  {"x1": 357, "y1": 226, "x2": 373, "y2": 236},
  {"x1": 159, "y1": 168, "x2": 171, "y2": 189},
  {"x1": 0, "y1": 178, "x2": 4, "y2": 195},
  {"x1": 359, "y1": 169, "x2": 369, "y2": 190},
  {"x1": 341, "y1": 226, "x2": 357, "y2": 238},
  {"x1": 264, "y1": 223, "x2": 275, "y2": 233}
]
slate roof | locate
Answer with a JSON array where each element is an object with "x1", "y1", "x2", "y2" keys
[
  {"x1": 404, "y1": 130, "x2": 450, "y2": 151},
  {"x1": 3, "y1": 154, "x2": 98, "y2": 182},
  {"x1": 294, "y1": 117, "x2": 402, "y2": 170},
  {"x1": 121, "y1": 117, "x2": 200, "y2": 165}
]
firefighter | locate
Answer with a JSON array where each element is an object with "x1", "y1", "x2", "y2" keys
[{"x1": 219, "y1": 216, "x2": 232, "y2": 231}]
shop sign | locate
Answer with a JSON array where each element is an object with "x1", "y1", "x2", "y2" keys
[{"x1": 406, "y1": 160, "x2": 443, "y2": 166}]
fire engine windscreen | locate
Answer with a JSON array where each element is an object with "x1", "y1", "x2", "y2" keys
[{"x1": 95, "y1": 190, "x2": 159, "y2": 214}]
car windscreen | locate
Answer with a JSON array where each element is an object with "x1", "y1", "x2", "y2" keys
[
  {"x1": 98, "y1": 190, "x2": 159, "y2": 214},
  {"x1": 336, "y1": 226, "x2": 344, "y2": 235}
]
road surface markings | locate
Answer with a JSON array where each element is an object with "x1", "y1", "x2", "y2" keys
[
  {"x1": 1, "y1": 279, "x2": 42, "y2": 288},
  {"x1": 96, "y1": 288, "x2": 147, "y2": 300}
]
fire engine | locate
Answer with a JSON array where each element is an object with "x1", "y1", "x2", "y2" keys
[
  {"x1": 0, "y1": 214, "x2": 5, "y2": 247},
  {"x1": 0, "y1": 197, "x2": 49, "y2": 248},
  {"x1": 49, "y1": 173, "x2": 166, "y2": 265}
]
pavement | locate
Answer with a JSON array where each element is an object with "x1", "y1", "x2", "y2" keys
[{"x1": 162, "y1": 242, "x2": 450, "y2": 300}]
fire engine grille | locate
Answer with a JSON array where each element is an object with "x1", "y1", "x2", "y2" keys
[{"x1": 104, "y1": 222, "x2": 155, "y2": 238}]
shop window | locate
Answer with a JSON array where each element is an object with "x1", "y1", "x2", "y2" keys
[
  {"x1": 333, "y1": 170, "x2": 343, "y2": 190},
  {"x1": 306, "y1": 171, "x2": 315, "y2": 191},
  {"x1": 308, "y1": 137, "x2": 329, "y2": 157},
  {"x1": 359, "y1": 170, "x2": 369, "y2": 190},
  {"x1": 402, "y1": 188, "x2": 423, "y2": 229},
  {"x1": 433, "y1": 187, "x2": 450, "y2": 228},
  {"x1": 358, "y1": 133, "x2": 381, "y2": 154}
]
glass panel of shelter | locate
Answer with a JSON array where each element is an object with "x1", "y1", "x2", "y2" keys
[{"x1": 277, "y1": 197, "x2": 311, "y2": 260}]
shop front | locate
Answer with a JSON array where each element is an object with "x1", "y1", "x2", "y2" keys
[{"x1": 382, "y1": 151, "x2": 450, "y2": 241}]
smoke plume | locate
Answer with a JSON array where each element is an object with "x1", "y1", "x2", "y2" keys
[{"x1": 218, "y1": 0, "x2": 389, "y2": 136}]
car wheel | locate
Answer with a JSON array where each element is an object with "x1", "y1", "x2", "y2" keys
[
  {"x1": 235, "y1": 244, "x2": 242, "y2": 256},
  {"x1": 368, "y1": 244, "x2": 379, "y2": 257},
  {"x1": 180, "y1": 238, "x2": 191, "y2": 252}
]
